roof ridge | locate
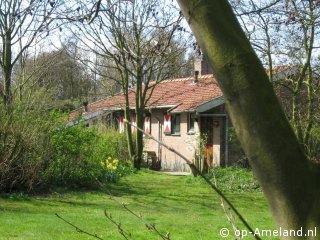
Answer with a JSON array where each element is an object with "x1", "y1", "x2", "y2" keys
[
  {"x1": 156, "y1": 74, "x2": 215, "y2": 84},
  {"x1": 71, "y1": 74, "x2": 216, "y2": 114}
]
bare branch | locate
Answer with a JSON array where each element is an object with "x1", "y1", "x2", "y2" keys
[{"x1": 55, "y1": 213, "x2": 105, "y2": 240}]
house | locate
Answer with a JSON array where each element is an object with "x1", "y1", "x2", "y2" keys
[
  {"x1": 69, "y1": 56, "x2": 232, "y2": 172},
  {"x1": 69, "y1": 57, "x2": 296, "y2": 172}
]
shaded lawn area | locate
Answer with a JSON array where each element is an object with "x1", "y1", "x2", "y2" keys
[{"x1": 0, "y1": 170, "x2": 277, "y2": 240}]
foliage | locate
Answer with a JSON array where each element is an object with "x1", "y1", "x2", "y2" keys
[
  {"x1": 0, "y1": 94, "x2": 132, "y2": 192},
  {"x1": 31, "y1": 44, "x2": 94, "y2": 102},
  {"x1": 193, "y1": 133, "x2": 208, "y2": 174},
  {"x1": 231, "y1": 0, "x2": 320, "y2": 162},
  {"x1": 0, "y1": 94, "x2": 56, "y2": 192},
  {"x1": 210, "y1": 167, "x2": 261, "y2": 193},
  {"x1": 93, "y1": 125, "x2": 131, "y2": 164},
  {"x1": 100, "y1": 157, "x2": 133, "y2": 183},
  {"x1": 47, "y1": 122, "x2": 132, "y2": 188},
  {"x1": 306, "y1": 124, "x2": 320, "y2": 163},
  {"x1": 47, "y1": 121, "x2": 99, "y2": 187},
  {"x1": 185, "y1": 167, "x2": 260, "y2": 193},
  {"x1": 227, "y1": 127, "x2": 250, "y2": 168}
]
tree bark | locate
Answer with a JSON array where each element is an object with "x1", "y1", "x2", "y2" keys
[
  {"x1": 134, "y1": 105, "x2": 144, "y2": 169},
  {"x1": 124, "y1": 86, "x2": 135, "y2": 160},
  {"x1": 176, "y1": 0, "x2": 320, "y2": 238},
  {"x1": 3, "y1": 31, "x2": 13, "y2": 112},
  {"x1": 134, "y1": 66, "x2": 144, "y2": 169}
]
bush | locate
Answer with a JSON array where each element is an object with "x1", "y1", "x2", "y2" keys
[
  {"x1": 0, "y1": 96, "x2": 56, "y2": 192},
  {"x1": 47, "y1": 122, "x2": 132, "y2": 188},
  {"x1": 94, "y1": 126, "x2": 133, "y2": 183},
  {"x1": 184, "y1": 167, "x2": 260, "y2": 193},
  {"x1": 47, "y1": 121, "x2": 99, "y2": 187},
  {"x1": 306, "y1": 124, "x2": 320, "y2": 163},
  {"x1": 0, "y1": 89, "x2": 132, "y2": 192},
  {"x1": 210, "y1": 167, "x2": 260, "y2": 193},
  {"x1": 93, "y1": 125, "x2": 131, "y2": 165}
]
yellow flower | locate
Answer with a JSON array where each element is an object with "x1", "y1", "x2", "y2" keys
[
  {"x1": 113, "y1": 159, "x2": 119, "y2": 165},
  {"x1": 100, "y1": 161, "x2": 105, "y2": 167},
  {"x1": 112, "y1": 166, "x2": 117, "y2": 171},
  {"x1": 107, "y1": 163, "x2": 113, "y2": 169}
]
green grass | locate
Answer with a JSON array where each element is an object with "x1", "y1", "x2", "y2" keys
[{"x1": 0, "y1": 170, "x2": 277, "y2": 240}]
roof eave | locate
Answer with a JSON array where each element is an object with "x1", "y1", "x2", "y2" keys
[{"x1": 196, "y1": 96, "x2": 225, "y2": 113}]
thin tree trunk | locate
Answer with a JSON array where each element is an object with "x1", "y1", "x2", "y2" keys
[
  {"x1": 177, "y1": 0, "x2": 320, "y2": 237},
  {"x1": 124, "y1": 93, "x2": 135, "y2": 160},
  {"x1": 134, "y1": 67, "x2": 144, "y2": 169},
  {"x1": 134, "y1": 105, "x2": 144, "y2": 169},
  {"x1": 3, "y1": 31, "x2": 13, "y2": 113}
]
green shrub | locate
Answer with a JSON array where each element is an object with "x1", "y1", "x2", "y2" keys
[
  {"x1": 185, "y1": 167, "x2": 260, "y2": 193},
  {"x1": 210, "y1": 167, "x2": 260, "y2": 193},
  {"x1": 47, "y1": 123, "x2": 132, "y2": 188},
  {"x1": 94, "y1": 125, "x2": 131, "y2": 162},
  {"x1": 0, "y1": 102, "x2": 56, "y2": 192},
  {"x1": 94, "y1": 126, "x2": 133, "y2": 183},
  {"x1": 306, "y1": 124, "x2": 320, "y2": 162},
  {"x1": 47, "y1": 121, "x2": 99, "y2": 187},
  {"x1": 0, "y1": 95, "x2": 132, "y2": 192}
]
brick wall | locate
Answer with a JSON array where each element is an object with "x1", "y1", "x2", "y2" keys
[{"x1": 144, "y1": 109, "x2": 199, "y2": 172}]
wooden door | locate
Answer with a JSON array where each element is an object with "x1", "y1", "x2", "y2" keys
[{"x1": 200, "y1": 117, "x2": 214, "y2": 167}]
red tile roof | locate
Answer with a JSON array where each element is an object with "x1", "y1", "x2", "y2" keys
[{"x1": 70, "y1": 74, "x2": 223, "y2": 120}]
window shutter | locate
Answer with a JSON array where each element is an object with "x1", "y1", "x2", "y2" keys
[
  {"x1": 164, "y1": 114, "x2": 171, "y2": 135},
  {"x1": 145, "y1": 115, "x2": 151, "y2": 134},
  {"x1": 119, "y1": 115, "x2": 124, "y2": 133}
]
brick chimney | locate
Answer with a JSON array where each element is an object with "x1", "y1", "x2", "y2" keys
[
  {"x1": 194, "y1": 55, "x2": 202, "y2": 76},
  {"x1": 194, "y1": 53, "x2": 213, "y2": 76}
]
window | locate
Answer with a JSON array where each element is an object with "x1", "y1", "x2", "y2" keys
[
  {"x1": 188, "y1": 113, "x2": 196, "y2": 133},
  {"x1": 171, "y1": 114, "x2": 180, "y2": 134},
  {"x1": 105, "y1": 113, "x2": 112, "y2": 127}
]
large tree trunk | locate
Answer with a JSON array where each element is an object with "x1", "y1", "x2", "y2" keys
[{"x1": 177, "y1": 0, "x2": 320, "y2": 238}]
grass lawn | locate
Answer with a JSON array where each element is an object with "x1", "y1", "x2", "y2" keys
[{"x1": 0, "y1": 170, "x2": 277, "y2": 240}]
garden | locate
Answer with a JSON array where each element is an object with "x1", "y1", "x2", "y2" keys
[{"x1": 0, "y1": 169, "x2": 276, "y2": 240}]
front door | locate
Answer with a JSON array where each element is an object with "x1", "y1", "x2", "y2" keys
[
  {"x1": 200, "y1": 116, "x2": 221, "y2": 167},
  {"x1": 200, "y1": 117, "x2": 214, "y2": 167}
]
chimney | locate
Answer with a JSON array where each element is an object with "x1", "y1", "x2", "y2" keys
[
  {"x1": 83, "y1": 101, "x2": 88, "y2": 112},
  {"x1": 194, "y1": 52, "x2": 213, "y2": 76},
  {"x1": 194, "y1": 55, "x2": 202, "y2": 76}
]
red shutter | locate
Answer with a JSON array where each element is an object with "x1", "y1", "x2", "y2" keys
[
  {"x1": 119, "y1": 115, "x2": 124, "y2": 133},
  {"x1": 145, "y1": 115, "x2": 151, "y2": 134},
  {"x1": 164, "y1": 114, "x2": 171, "y2": 134}
]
